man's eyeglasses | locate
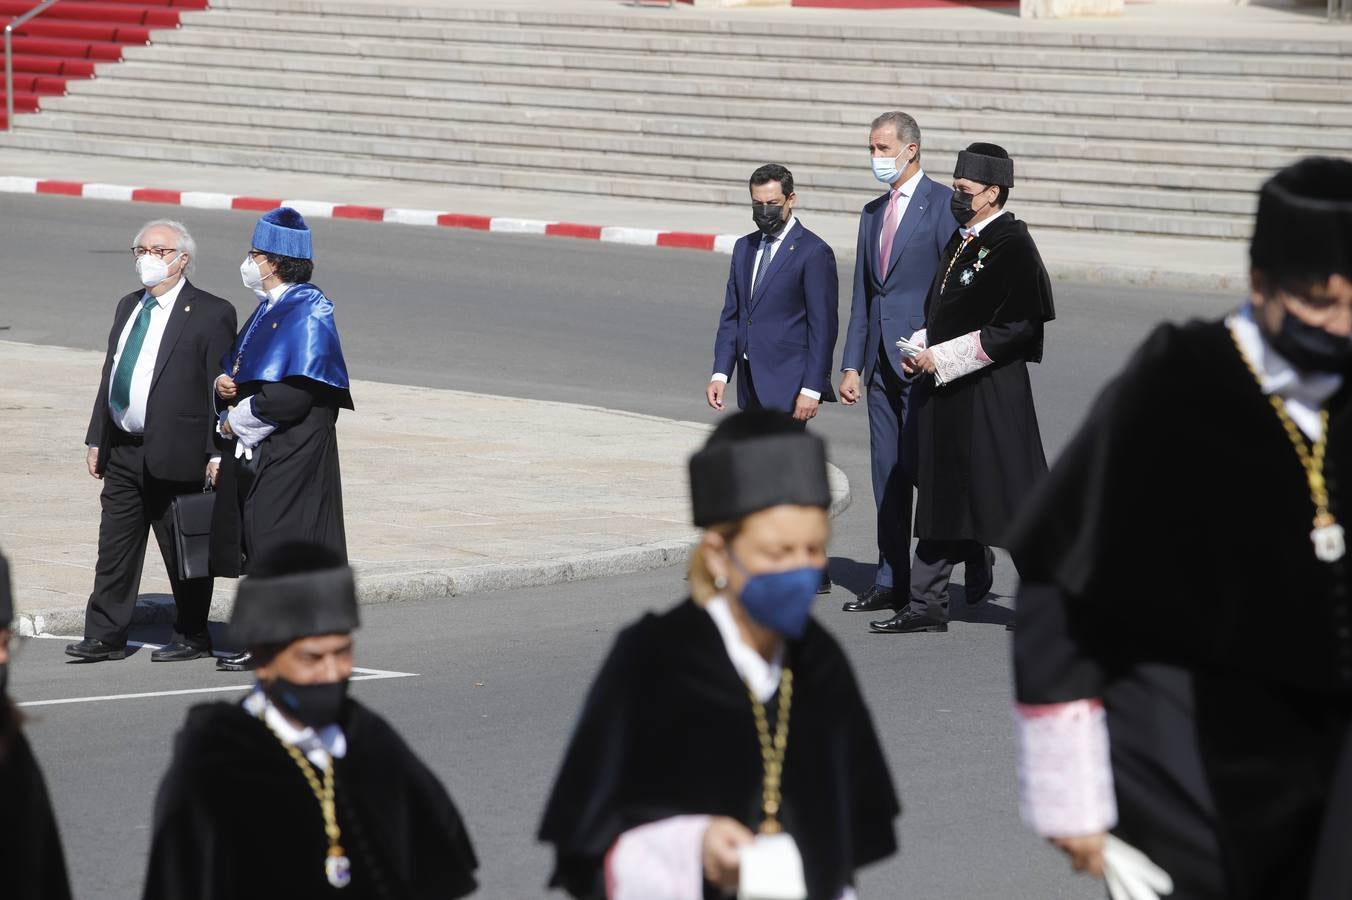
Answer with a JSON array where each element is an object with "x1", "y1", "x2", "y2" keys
[{"x1": 131, "y1": 246, "x2": 178, "y2": 258}]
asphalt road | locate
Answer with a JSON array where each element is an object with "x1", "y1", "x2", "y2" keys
[{"x1": 1, "y1": 193, "x2": 1237, "y2": 899}]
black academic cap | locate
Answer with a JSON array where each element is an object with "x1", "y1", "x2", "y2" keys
[
  {"x1": 689, "y1": 410, "x2": 831, "y2": 528},
  {"x1": 229, "y1": 542, "x2": 358, "y2": 647},
  {"x1": 0, "y1": 550, "x2": 11, "y2": 627},
  {"x1": 954, "y1": 142, "x2": 1015, "y2": 188},
  {"x1": 1251, "y1": 156, "x2": 1352, "y2": 287}
]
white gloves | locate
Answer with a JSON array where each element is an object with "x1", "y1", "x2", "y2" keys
[{"x1": 1104, "y1": 835, "x2": 1174, "y2": 900}]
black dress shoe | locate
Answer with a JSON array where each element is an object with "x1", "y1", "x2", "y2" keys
[
  {"x1": 965, "y1": 547, "x2": 997, "y2": 605},
  {"x1": 842, "y1": 585, "x2": 896, "y2": 613},
  {"x1": 151, "y1": 641, "x2": 213, "y2": 662},
  {"x1": 65, "y1": 638, "x2": 126, "y2": 661},
  {"x1": 818, "y1": 571, "x2": 833, "y2": 595},
  {"x1": 216, "y1": 649, "x2": 255, "y2": 672},
  {"x1": 869, "y1": 609, "x2": 948, "y2": 634}
]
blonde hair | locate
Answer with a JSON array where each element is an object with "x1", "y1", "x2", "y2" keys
[{"x1": 688, "y1": 521, "x2": 740, "y2": 605}]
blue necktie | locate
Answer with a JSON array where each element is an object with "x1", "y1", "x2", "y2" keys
[
  {"x1": 109, "y1": 294, "x2": 158, "y2": 414},
  {"x1": 751, "y1": 235, "x2": 775, "y2": 296}
]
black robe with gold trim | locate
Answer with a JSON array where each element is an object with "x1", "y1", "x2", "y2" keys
[
  {"x1": 142, "y1": 698, "x2": 477, "y2": 900},
  {"x1": 914, "y1": 212, "x2": 1055, "y2": 546},
  {"x1": 1008, "y1": 318, "x2": 1352, "y2": 899},
  {"x1": 538, "y1": 598, "x2": 899, "y2": 900}
]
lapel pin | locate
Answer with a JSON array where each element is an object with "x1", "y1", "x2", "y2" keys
[
  {"x1": 789, "y1": 244, "x2": 796, "y2": 251},
  {"x1": 183, "y1": 306, "x2": 190, "y2": 312},
  {"x1": 272, "y1": 323, "x2": 278, "y2": 329}
]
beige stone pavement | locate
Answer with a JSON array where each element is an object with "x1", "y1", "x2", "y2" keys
[{"x1": 0, "y1": 341, "x2": 848, "y2": 636}]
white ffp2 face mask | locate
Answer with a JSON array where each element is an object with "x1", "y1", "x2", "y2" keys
[
  {"x1": 240, "y1": 255, "x2": 264, "y2": 292},
  {"x1": 136, "y1": 252, "x2": 178, "y2": 287}
]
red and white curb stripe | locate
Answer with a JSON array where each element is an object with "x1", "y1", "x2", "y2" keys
[{"x1": 0, "y1": 176, "x2": 741, "y2": 254}]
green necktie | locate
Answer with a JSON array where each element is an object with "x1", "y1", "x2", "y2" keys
[{"x1": 109, "y1": 294, "x2": 159, "y2": 414}]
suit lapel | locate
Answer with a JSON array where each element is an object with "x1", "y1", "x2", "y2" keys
[
  {"x1": 868, "y1": 192, "x2": 888, "y2": 285},
  {"x1": 739, "y1": 235, "x2": 758, "y2": 307},
  {"x1": 882, "y1": 177, "x2": 932, "y2": 286},
  {"x1": 150, "y1": 281, "x2": 194, "y2": 393},
  {"x1": 750, "y1": 221, "x2": 802, "y2": 310}
]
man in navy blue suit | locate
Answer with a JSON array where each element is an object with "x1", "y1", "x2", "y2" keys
[
  {"x1": 707, "y1": 164, "x2": 839, "y2": 591},
  {"x1": 837, "y1": 112, "x2": 968, "y2": 616},
  {"x1": 707, "y1": 163, "x2": 838, "y2": 425}
]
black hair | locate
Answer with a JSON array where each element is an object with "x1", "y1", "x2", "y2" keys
[
  {"x1": 749, "y1": 164, "x2": 794, "y2": 198},
  {"x1": 263, "y1": 253, "x2": 314, "y2": 285},
  {"x1": 994, "y1": 185, "x2": 1010, "y2": 207}
]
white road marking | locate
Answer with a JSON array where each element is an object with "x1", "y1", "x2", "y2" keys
[{"x1": 21, "y1": 635, "x2": 418, "y2": 707}]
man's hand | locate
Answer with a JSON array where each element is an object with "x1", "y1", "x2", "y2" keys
[
  {"x1": 216, "y1": 374, "x2": 237, "y2": 401},
  {"x1": 86, "y1": 447, "x2": 101, "y2": 480},
  {"x1": 706, "y1": 380, "x2": 726, "y2": 412},
  {"x1": 702, "y1": 816, "x2": 754, "y2": 892},
  {"x1": 901, "y1": 348, "x2": 937, "y2": 377},
  {"x1": 1052, "y1": 833, "x2": 1107, "y2": 878},
  {"x1": 206, "y1": 460, "x2": 220, "y2": 487},
  {"x1": 839, "y1": 370, "x2": 861, "y2": 406},
  {"x1": 793, "y1": 395, "x2": 819, "y2": 422}
]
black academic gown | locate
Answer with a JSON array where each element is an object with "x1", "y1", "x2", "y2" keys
[
  {"x1": 142, "y1": 698, "x2": 478, "y2": 900},
  {"x1": 1008, "y1": 318, "x2": 1352, "y2": 900},
  {"x1": 0, "y1": 706, "x2": 73, "y2": 900},
  {"x1": 913, "y1": 213, "x2": 1055, "y2": 546},
  {"x1": 209, "y1": 376, "x2": 350, "y2": 577},
  {"x1": 538, "y1": 598, "x2": 900, "y2": 900}
]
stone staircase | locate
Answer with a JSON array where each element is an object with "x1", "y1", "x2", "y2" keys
[{"x1": 4, "y1": 0, "x2": 1350, "y2": 241}]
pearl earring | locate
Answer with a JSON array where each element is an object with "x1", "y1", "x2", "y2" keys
[{"x1": 714, "y1": 574, "x2": 728, "y2": 590}]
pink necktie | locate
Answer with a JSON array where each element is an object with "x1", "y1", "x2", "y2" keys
[{"x1": 879, "y1": 189, "x2": 900, "y2": 280}]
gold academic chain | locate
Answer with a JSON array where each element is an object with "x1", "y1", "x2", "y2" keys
[
  {"x1": 259, "y1": 716, "x2": 352, "y2": 889},
  {"x1": 1229, "y1": 328, "x2": 1339, "y2": 546},
  {"x1": 747, "y1": 667, "x2": 794, "y2": 835},
  {"x1": 937, "y1": 234, "x2": 975, "y2": 295}
]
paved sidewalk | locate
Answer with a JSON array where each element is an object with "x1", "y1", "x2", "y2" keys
[
  {"x1": 0, "y1": 341, "x2": 851, "y2": 637},
  {"x1": 0, "y1": 151, "x2": 1250, "y2": 291}
]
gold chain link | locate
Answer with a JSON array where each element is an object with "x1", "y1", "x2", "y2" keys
[
  {"x1": 257, "y1": 714, "x2": 349, "y2": 876},
  {"x1": 747, "y1": 667, "x2": 793, "y2": 835},
  {"x1": 938, "y1": 234, "x2": 974, "y2": 295}
]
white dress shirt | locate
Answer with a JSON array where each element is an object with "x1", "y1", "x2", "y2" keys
[
  {"x1": 959, "y1": 207, "x2": 1009, "y2": 242},
  {"x1": 705, "y1": 595, "x2": 784, "y2": 703},
  {"x1": 713, "y1": 216, "x2": 821, "y2": 401},
  {"x1": 1227, "y1": 303, "x2": 1343, "y2": 441},
  {"x1": 878, "y1": 168, "x2": 925, "y2": 256},
  {"x1": 107, "y1": 277, "x2": 186, "y2": 434},
  {"x1": 242, "y1": 685, "x2": 347, "y2": 771}
]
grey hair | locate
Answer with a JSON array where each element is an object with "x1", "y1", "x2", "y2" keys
[
  {"x1": 870, "y1": 111, "x2": 922, "y2": 158},
  {"x1": 134, "y1": 219, "x2": 197, "y2": 275}
]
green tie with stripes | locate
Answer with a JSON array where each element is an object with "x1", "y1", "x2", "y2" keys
[{"x1": 109, "y1": 294, "x2": 158, "y2": 414}]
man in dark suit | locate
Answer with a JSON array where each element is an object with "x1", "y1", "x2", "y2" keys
[
  {"x1": 706, "y1": 163, "x2": 838, "y2": 422},
  {"x1": 66, "y1": 220, "x2": 238, "y2": 663},
  {"x1": 838, "y1": 112, "x2": 965, "y2": 616}
]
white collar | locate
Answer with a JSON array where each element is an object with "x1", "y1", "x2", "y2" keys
[
  {"x1": 144, "y1": 276, "x2": 186, "y2": 310},
  {"x1": 243, "y1": 686, "x2": 347, "y2": 769},
  {"x1": 891, "y1": 168, "x2": 924, "y2": 199},
  {"x1": 1227, "y1": 303, "x2": 1342, "y2": 441},
  {"x1": 960, "y1": 208, "x2": 1009, "y2": 240},
  {"x1": 705, "y1": 596, "x2": 784, "y2": 704}
]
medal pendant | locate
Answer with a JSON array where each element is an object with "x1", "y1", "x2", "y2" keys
[
  {"x1": 325, "y1": 854, "x2": 351, "y2": 889},
  {"x1": 1312, "y1": 522, "x2": 1346, "y2": 563}
]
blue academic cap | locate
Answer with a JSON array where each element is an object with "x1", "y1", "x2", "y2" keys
[{"x1": 251, "y1": 207, "x2": 313, "y2": 260}]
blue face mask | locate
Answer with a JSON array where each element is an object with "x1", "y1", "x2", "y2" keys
[{"x1": 729, "y1": 551, "x2": 822, "y2": 639}]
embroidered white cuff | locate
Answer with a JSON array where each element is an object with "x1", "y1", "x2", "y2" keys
[
  {"x1": 930, "y1": 330, "x2": 993, "y2": 386},
  {"x1": 1014, "y1": 700, "x2": 1117, "y2": 838},
  {"x1": 226, "y1": 397, "x2": 276, "y2": 452},
  {"x1": 605, "y1": 815, "x2": 710, "y2": 900}
]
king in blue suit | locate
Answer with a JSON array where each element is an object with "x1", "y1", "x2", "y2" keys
[
  {"x1": 708, "y1": 164, "x2": 839, "y2": 423},
  {"x1": 839, "y1": 112, "x2": 963, "y2": 614}
]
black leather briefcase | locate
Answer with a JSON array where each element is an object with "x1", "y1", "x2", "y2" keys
[{"x1": 171, "y1": 487, "x2": 215, "y2": 581}]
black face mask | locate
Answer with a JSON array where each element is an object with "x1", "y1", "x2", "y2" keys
[
  {"x1": 1269, "y1": 312, "x2": 1352, "y2": 373},
  {"x1": 751, "y1": 202, "x2": 787, "y2": 236},
  {"x1": 265, "y1": 676, "x2": 349, "y2": 728},
  {"x1": 950, "y1": 188, "x2": 985, "y2": 226}
]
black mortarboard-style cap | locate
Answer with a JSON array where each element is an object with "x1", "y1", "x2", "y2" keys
[
  {"x1": 689, "y1": 410, "x2": 831, "y2": 528},
  {"x1": 954, "y1": 142, "x2": 1015, "y2": 188},
  {"x1": 1251, "y1": 156, "x2": 1352, "y2": 286},
  {"x1": 0, "y1": 550, "x2": 11, "y2": 626},
  {"x1": 229, "y1": 542, "x2": 358, "y2": 647}
]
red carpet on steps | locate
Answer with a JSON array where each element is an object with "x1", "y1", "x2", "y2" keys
[{"x1": 0, "y1": 0, "x2": 205, "y2": 130}]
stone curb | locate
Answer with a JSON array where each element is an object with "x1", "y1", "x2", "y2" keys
[
  {"x1": 0, "y1": 174, "x2": 1241, "y2": 292},
  {"x1": 14, "y1": 464, "x2": 850, "y2": 638}
]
